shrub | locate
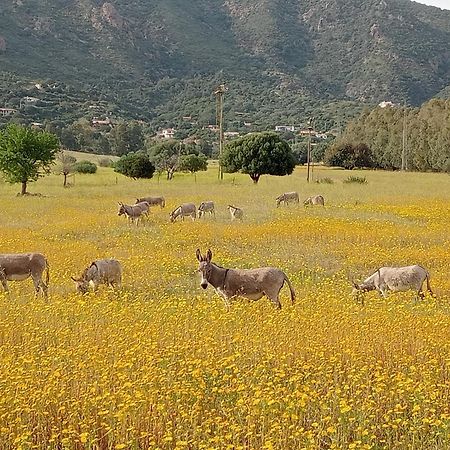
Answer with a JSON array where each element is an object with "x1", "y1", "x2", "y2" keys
[
  {"x1": 343, "y1": 176, "x2": 367, "y2": 184},
  {"x1": 114, "y1": 152, "x2": 155, "y2": 179},
  {"x1": 315, "y1": 177, "x2": 334, "y2": 184},
  {"x1": 75, "y1": 160, "x2": 97, "y2": 174}
]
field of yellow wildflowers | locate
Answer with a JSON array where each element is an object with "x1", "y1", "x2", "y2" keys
[{"x1": 0, "y1": 166, "x2": 449, "y2": 449}]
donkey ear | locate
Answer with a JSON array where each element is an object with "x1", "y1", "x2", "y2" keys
[
  {"x1": 71, "y1": 276, "x2": 78, "y2": 282},
  {"x1": 206, "y1": 249, "x2": 213, "y2": 262},
  {"x1": 196, "y1": 249, "x2": 202, "y2": 261},
  {"x1": 352, "y1": 281, "x2": 359, "y2": 289}
]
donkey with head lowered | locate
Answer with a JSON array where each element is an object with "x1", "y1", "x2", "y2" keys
[
  {"x1": 169, "y1": 203, "x2": 197, "y2": 222},
  {"x1": 198, "y1": 201, "x2": 215, "y2": 219},
  {"x1": 196, "y1": 249, "x2": 295, "y2": 310},
  {"x1": 227, "y1": 205, "x2": 244, "y2": 221},
  {"x1": 276, "y1": 192, "x2": 299, "y2": 207},
  {"x1": 304, "y1": 195, "x2": 325, "y2": 206},
  {"x1": 352, "y1": 265, "x2": 433, "y2": 304},
  {"x1": 71, "y1": 259, "x2": 122, "y2": 293},
  {"x1": 0, "y1": 253, "x2": 49, "y2": 298}
]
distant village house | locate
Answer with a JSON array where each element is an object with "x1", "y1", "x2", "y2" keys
[
  {"x1": 157, "y1": 128, "x2": 176, "y2": 139},
  {"x1": 91, "y1": 117, "x2": 112, "y2": 127},
  {"x1": 0, "y1": 108, "x2": 17, "y2": 117}
]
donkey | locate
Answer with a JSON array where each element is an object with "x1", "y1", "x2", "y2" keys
[
  {"x1": 304, "y1": 195, "x2": 325, "y2": 206},
  {"x1": 136, "y1": 196, "x2": 165, "y2": 208},
  {"x1": 169, "y1": 203, "x2": 197, "y2": 222},
  {"x1": 227, "y1": 205, "x2": 244, "y2": 221},
  {"x1": 196, "y1": 249, "x2": 295, "y2": 310},
  {"x1": 117, "y1": 202, "x2": 149, "y2": 225},
  {"x1": 0, "y1": 253, "x2": 49, "y2": 298},
  {"x1": 71, "y1": 259, "x2": 122, "y2": 294},
  {"x1": 352, "y1": 265, "x2": 433, "y2": 304},
  {"x1": 198, "y1": 201, "x2": 215, "y2": 219},
  {"x1": 276, "y1": 192, "x2": 299, "y2": 207}
]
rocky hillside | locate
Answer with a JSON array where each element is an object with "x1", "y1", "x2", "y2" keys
[{"x1": 0, "y1": 0, "x2": 449, "y2": 127}]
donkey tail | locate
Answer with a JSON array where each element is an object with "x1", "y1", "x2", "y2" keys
[
  {"x1": 284, "y1": 274, "x2": 296, "y2": 305},
  {"x1": 45, "y1": 260, "x2": 50, "y2": 286}
]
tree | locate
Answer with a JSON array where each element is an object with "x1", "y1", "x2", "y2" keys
[
  {"x1": 220, "y1": 132, "x2": 296, "y2": 183},
  {"x1": 148, "y1": 140, "x2": 183, "y2": 180},
  {"x1": 114, "y1": 152, "x2": 155, "y2": 179},
  {"x1": 55, "y1": 151, "x2": 77, "y2": 187},
  {"x1": 0, "y1": 124, "x2": 60, "y2": 195},
  {"x1": 324, "y1": 142, "x2": 374, "y2": 169},
  {"x1": 109, "y1": 122, "x2": 144, "y2": 156},
  {"x1": 178, "y1": 153, "x2": 208, "y2": 179}
]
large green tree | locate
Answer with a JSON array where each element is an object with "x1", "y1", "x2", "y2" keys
[
  {"x1": 220, "y1": 132, "x2": 296, "y2": 183},
  {"x1": 0, "y1": 124, "x2": 60, "y2": 195},
  {"x1": 114, "y1": 152, "x2": 155, "y2": 179}
]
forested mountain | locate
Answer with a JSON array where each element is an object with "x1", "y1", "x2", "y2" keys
[{"x1": 1, "y1": 0, "x2": 449, "y2": 129}]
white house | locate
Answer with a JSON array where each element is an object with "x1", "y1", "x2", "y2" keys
[{"x1": 157, "y1": 128, "x2": 176, "y2": 139}]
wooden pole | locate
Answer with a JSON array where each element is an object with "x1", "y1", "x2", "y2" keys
[{"x1": 215, "y1": 84, "x2": 226, "y2": 180}]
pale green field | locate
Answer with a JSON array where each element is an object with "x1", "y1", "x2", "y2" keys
[{"x1": 0, "y1": 167, "x2": 449, "y2": 449}]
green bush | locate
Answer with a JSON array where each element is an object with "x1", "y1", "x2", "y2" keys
[
  {"x1": 114, "y1": 152, "x2": 155, "y2": 179},
  {"x1": 75, "y1": 160, "x2": 97, "y2": 174}
]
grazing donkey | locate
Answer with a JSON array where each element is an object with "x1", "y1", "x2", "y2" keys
[
  {"x1": 276, "y1": 192, "x2": 299, "y2": 207},
  {"x1": 196, "y1": 249, "x2": 295, "y2": 310},
  {"x1": 136, "y1": 196, "x2": 165, "y2": 208},
  {"x1": 117, "y1": 201, "x2": 149, "y2": 225},
  {"x1": 227, "y1": 205, "x2": 244, "y2": 221},
  {"x1": 169, "y1": 203, "x2": 197, "y2": 222},
  {"x1": 0, "y1": 253, "x2": 49, "y2": 298},
  {"x1": 198, "y1": 201, "x2": 215, "y2": 219},
  {"x1": 71, "y1": 259, "x2": 122, "y2": 294},
  {"x1": 304, "y1": 195, "x2": 325, "y2": 206},
  {"x1": 352, "y1": 265, "x2": 433, "y2": 304}
]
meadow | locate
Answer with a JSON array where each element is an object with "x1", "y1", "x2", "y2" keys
[{"x1": 0, "y1": 165, "x2": 449, "y2": 450}]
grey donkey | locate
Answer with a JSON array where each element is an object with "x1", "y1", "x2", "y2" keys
[
  {"x1": 71, "y1": 259, "x2": 122, "y2": 293},
  {"x1": 196, "y1": 249, "x2": 295, "y2": 310}
]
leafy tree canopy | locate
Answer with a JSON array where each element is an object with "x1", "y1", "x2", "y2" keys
[
  {"x1": 221, "y1": 132, "x2": 296, "y2": 183},
  {"x1": 178, "y1": 153, "x2": 208, "y2": 174},
  {"x1": 114, "y1": 152, "x2": 155, "y2": 179},
  {"x1": 148, "y1": 140, "x2": 183, "y2": 180},
  {"x1": 0, "y1": 123, "x2": 60, "y2": 194},
  {"x1": 324, "y1": 142, "x2": 374, "y2": 170}
]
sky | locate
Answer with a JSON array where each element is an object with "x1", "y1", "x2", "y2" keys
[{"x1": 413, "y1": 0, "x2": 450, "y2": 9}]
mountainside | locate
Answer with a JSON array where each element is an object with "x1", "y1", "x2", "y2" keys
[{"x1": 1, "y1": 0, "x2": 449, "y2": 129}]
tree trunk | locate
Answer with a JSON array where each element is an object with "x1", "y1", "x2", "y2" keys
[
  {"x1": 63, "y1": 172, "x2": 67, "y2": 187},
  {"x1": 21, "y1": 181, "x2": 27, "y2": 195},
  {"x1": 250, "y1": 174, "x2": 260, "y2": 184}
]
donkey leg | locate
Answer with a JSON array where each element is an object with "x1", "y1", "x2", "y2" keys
[
  {"x1": 0, "y1": 279, "x2": 9, "y2": 294},
  {"x1": 31, "y1": 275, "x2": 42, "y2": 298},
  {"x1": 266, "y1": 291, "x2": 282, "y2": 310}
]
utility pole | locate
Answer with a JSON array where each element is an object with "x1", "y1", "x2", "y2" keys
[
  {"x1": 214, "y1": 84, "x2": 226, "y2": 180},
  {"x1": 401, "y1": 104, "x2": 408, "y2": 171},
  {"x1": 306, "y1": 118, "x2": 314, "y2": 182}
]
